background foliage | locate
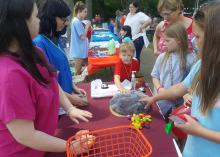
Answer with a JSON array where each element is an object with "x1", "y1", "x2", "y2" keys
[{"x1": 36, "y1": 0, "x2": 210, "y2": 21}]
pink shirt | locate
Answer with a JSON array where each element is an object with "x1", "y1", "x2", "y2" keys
[
  {"x1": 158, "y1": 20, "x2": 193, "y2": 52},
  {"x1": 0, "y1": 54, "x2": 59, "y2": 157}
]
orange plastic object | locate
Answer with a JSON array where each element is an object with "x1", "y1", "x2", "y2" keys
[
  {"x1": 66, "y1": 125, "x2": 152, "y2": 157},
  {"x1": 88, "y1": 48, "x2": 120, "y2": 74}
]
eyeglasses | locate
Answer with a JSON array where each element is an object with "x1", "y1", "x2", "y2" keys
[
  {"x1": 160, "y1": 10, "x2": 176, "y2": 17},
  {"x1": 60, "y1": 17, "x2": 70, "y2": 23}
]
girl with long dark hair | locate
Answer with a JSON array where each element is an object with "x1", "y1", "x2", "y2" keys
[{"x1": 0, "y1": 0, "x2": 92, "y2": 156}]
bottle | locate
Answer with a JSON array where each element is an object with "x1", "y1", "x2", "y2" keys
[
  {"x1": 131, "y1": 71, "x2": 136, "y2": 90},
  {"x1": 108, "y1": 39, "x2": 115, "y2": 55}
]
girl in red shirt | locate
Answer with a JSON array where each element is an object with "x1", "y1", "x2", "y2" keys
[{"x1": 114, "y1": 43, "x2": 139, "y2": 93}]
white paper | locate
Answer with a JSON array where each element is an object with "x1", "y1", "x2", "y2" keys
[{"x1": 91, "y1": 79, "x2": 131, "y2": 98}]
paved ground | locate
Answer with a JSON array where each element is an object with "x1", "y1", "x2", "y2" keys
[{"x1": 139, "y1": 46, "x2": 157, "y2": 89}]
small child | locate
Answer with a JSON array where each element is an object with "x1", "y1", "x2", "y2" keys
[
  {"x1": 120, "y1": 25, "x2": 136, "y2": 58},
  {"x1": 151, "y1": 23, "x2": 195, "y2": 116},
  {"x1": 120, "y1": 25, "x2": 132, "y2": 43},
  {"x1": 114, "y1": 43, "x2": 139, "y2": 93}
]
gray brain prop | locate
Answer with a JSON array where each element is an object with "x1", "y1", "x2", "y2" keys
[{"x1": 110, "y1": 91, "x2": 151, "y2": 115}]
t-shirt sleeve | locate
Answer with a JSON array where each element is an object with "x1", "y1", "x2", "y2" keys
[
  {"x1": 123, "y1": 14, "x2": 129, "y2": 26},
  {"x1": 183, "y1": 60, "x2": 201, "y2": 89},
  {"x1": 0, "y1": 70, "x2": 36, "y2": 124},
  {"x1": 151, "y1": 54, "x2": 163, "y2": 79},
  {"x1": 139, "y1": 12, "x2": 151, "y2": 23},
  {"x1": 186, "y1": 53, "x2": 196, "y2": 69},
  {"x1": 72, "y1": 20, "x2": 85, "y2": 36},
  {"x1": 114, "y1": 60, "x2": 122, "y2": 76}
]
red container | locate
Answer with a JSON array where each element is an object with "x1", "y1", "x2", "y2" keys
[{"x1": 171, "y1": 105, "x2": 191, "y2": 140}]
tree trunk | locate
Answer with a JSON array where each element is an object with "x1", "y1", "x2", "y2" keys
[{"x1": 86, "y1": 0, "x2": 92, "y2": 19}]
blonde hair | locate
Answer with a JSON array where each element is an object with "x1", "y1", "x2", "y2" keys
[
  {"x1": 119, "y1": 42, "x2": 135, "y2": 54},
  {"x1": 73, "y1": 1, "x2": 86, "y2": 17},
  {"x1": 162, "y1": 22, "x2": 188, "y2": 72},
  {"x1": 157, "y1": 0, "x2": 184, "y2": 13}
]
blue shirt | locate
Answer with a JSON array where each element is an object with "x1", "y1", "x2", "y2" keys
[
  {"x1": 33, "y1": 34, "x2": 73, "y2": 94},
  {"x1": 108, "y1": 23, "x2": 114, "y2": 34},
  {"x1": 151, "y1": 52, "x2": 195, "y2": 115},
  {"x1": 183, "y1": 60, "x2": 220, "y2": 157},
  {"x1": 70, "y1": 17, "x2": 88, "y2": 59}
]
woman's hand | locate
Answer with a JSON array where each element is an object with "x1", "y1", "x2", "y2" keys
[
  {"x1": 175, "y1": 114, "x2": 201, "y2": 135},
  {"x1": 67, "y1": 107, "x2": 93, "y2": 124},
  {"x1": 183, "y1": 93, "x2": 192, "y2": 107},
  {"x1": 74, "y1": 86, "x2": 87, "y2": 96},
  {"x1": 69, "y1": 94, "x2": 88, "y2": 107}
]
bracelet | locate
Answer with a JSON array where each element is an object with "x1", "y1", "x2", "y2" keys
[
  {"x1": 66, "y1": 106, "x2": 76, "y2": 115},
  {"x1": 157, "y1": 86, "x2": 163, "y2": 93}
]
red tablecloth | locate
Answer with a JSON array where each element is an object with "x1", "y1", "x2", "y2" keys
[
  {"x1": 45, "y1": 83, "x2": 178, "y2": 157},
  {"x1": 87, "y1": 49, "x2": 120, "y2": 74}
]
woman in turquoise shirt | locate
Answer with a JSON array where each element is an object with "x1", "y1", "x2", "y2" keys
[
  {"x1": 34, "y1": 0, "x2": 88, "y2": 116},
  {"x1": 141, "y1": 1, "x2": 220, "y2": 156}
]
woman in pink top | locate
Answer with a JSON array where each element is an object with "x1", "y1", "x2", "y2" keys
[
  {"x1": 0, "y1": 0, "x2": 92, "y2": 157},
  {"x1": 153, "y1": 0, "x2": 193, "y2": 55}
]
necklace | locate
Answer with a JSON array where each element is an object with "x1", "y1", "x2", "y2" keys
[
  {"x1": 122, "y1": 60, "x2": 133, "y2": 80},
  {"x1": 168, "y1": 54, "x2": 174, "y2": 86},
  {"x1": 41, "y1": 35, "x2": 65, "y2": 55}
]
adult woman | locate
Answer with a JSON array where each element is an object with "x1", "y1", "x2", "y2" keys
[
  {"x1": 124, "y1": 1, "x2": 152, "y2": 61},
  {"x1": 70, "y1": 1, "x2": 91, "y2": 75},
  {"x1": 153, "y1": 0, "x2": 193, "y2": 55},
  {"x1": 34, "y1": 0, "x2": 88, "y2": 116},
  {"x1": 0, "y1": 0, "x2": 92, "y2": 156},
  {"x1": 141, "y1": 2, "x2": 220, "y2": 156}
]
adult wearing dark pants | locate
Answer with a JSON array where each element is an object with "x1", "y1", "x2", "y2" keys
[{"x1": 124, "y1": 1, "x2": 152, "y2": 61}]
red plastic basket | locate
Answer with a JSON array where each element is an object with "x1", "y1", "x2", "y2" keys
[{"x1": 66, "y1": 125, "x2": 152, "y2": 157}]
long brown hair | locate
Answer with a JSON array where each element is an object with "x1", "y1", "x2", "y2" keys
[
  {"x1": 162, "y1": 22, "x2": 188, "y2": 72},
  {"x1": 192, "y1": 1, "x2": 220, "y2": 115}
]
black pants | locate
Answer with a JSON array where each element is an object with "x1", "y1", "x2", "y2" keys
[{"x1": 133, "y1": 36, "x2": 144, "y2": 61}]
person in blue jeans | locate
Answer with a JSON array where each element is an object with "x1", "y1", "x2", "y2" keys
[
  {"x1": 34, "y1": 0, "x2": 88, "y2": 116},
  {"x1": 141, "y1": 2, "x2": 220, "y2": 156}
]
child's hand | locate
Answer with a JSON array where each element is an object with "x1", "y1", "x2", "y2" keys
[
  {"x1": 67, "y1": 107, "x2": 93, "y2": 124},
  {"x1": 183, "y1": 94, "x2": 192, "y2": 107},
  {"x1": 174, "y1": 114, "x2": 201, "y2": 135},
  {"x1": 70, "y1": 131, "x2": 95, "y2": 155},
  {"x1": 139, "y1": 95, "x2": 154, "y2": 106},
  {"x1": 158, "y1": 87, "x2": 165, "y2": 93},
  {"x1": 119, "y1": 88, "x2": 130, "y2": 94}
]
